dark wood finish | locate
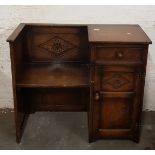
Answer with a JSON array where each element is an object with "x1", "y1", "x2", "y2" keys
[
  {"x1": 88, "y1": 25, "x2": 152, "y2": 44},
  {"x1": 25, "y1": 26, "x2": 89, "y2": 62},
  {"x1": 89, "y1": 43, "x2": 150, "y2": 142},
  {"x1": 20, "y1": 88, "x2": 89, "y2": 112},
  {"x1": 91, "y1": 65, "x2": 142, "y2": 140},
  {"x1": 7, "y1": 24, "x2": 151, "y2": 143},
  {"x1": 17, "y1": 63, "x2": 90, "y2": 88},
  {"x1": 94, "y1": 65, "x2": 139, "y2": 92},
  {"x1": 8, "y1": 27, "x2": 28, "y2": 143},
  {"x1": 94, "y1": 46, "x2": 143, "y2": 63},
  {"x1": 7, "y1": 23, "x2": 26, "y2": 42}
]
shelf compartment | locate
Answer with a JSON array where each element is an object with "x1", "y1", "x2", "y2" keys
[
  {"x1": 17, "y1": 63, "x2": 90, "y2": 88},
  {"x1": 20, "y1": 87, "x2": 89, "y2": 112}
]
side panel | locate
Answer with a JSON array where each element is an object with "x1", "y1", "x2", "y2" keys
[{"x1": 9, "y1": 41, "x2": 29, "y2": 143}]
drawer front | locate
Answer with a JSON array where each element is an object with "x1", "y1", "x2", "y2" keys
[
  {"x1": 94, "y1": 66, "x2": 138, "y2": 92},
  {"x1": 94, "y1": 47, "x2": 143, "y2": 63}
]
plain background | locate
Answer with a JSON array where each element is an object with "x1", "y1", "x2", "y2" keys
[{"x1": 0, "y1": 5, "x2": 155, "y2": 110}]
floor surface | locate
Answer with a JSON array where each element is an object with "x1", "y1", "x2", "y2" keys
[{"x1": 0, "y1": 109, "x2": 155, "y2": 150}]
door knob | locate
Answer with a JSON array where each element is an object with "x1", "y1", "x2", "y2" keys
[{"x1": 94, "y1": 92, "x2": 100, "y2": 100}]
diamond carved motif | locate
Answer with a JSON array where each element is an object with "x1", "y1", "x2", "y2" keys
[
  {"x1": 103, "y1": 73, "x2": 130, "y2": 89},
  {"x1": 39, "y1": 36, "x2": 76, "y2": 57}
]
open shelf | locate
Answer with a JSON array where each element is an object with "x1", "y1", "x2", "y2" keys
[{"x1": 17, "y1": 63, "x2": 90, "y2": 88}]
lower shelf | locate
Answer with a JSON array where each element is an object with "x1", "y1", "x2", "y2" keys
[{"x1": 17, "y1": 87, "x2": 89, "y2": 112}]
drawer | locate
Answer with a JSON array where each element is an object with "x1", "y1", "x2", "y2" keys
[{"x1": 94, "y1": 47, "x2": 144, "y2": 63}]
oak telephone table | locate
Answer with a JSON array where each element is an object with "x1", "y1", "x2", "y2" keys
[{"x1": 7, "y1": 24, "x2": 152, "y2": 143}]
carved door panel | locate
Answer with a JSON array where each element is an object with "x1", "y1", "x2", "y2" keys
[
  {"x1": 92, "y1": 65, "x2": 142, "y2": 139},
  {"x1": 94, "y1": 66, "x2": 138, "y2": 92}
]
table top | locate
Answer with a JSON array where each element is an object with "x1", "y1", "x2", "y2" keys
[
  {"x1": 7, "y1": 23, "x2": 152, "y2": 44},
  {"x1": 88, "y1": 24, "x2": 152, "y2": 44}
]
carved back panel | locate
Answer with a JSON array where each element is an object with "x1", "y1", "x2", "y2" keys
[{"x1": 25, "y1": 25, "x2": 89, "y2": 63}]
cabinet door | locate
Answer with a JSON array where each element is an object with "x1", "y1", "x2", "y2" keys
[{"x1": 92, "y1": 65, "x2": 142, "y2": 140}]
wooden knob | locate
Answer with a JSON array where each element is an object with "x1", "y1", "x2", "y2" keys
[
  {"x1": 116, "y1": 51, "x2": 123, "y2": 59},
  {"x1": 94, "y1": 92, "x2": 100, "y2": 100}
]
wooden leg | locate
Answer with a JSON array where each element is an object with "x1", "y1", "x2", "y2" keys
[
  {"x1": 132, "y1": 127, "x2": 140, "y2": 143},
  {"x1": 15, "y1": 113, "x2": 29, "y2": 143},
  {"x1": 133, "y1": 137, "x2": 140, "y2": 143},
  {"x1": 88, "y1": 132, "x2": 97, "y2": 143},
  {"x1": 132, "y1": 131, "x2": 140, "y2": 143},
  {"x1": 14, "y1": 88, "x2": 30, "y2": 143},
  {"x1": 89, "y1": 137, "x2": 96, "y2": 143}
]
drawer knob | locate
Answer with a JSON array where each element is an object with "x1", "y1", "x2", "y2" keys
[
  {"x1": 94, "y1": 92, "x2": 100, "y2": 100},
  {"x1": 116, "y1": 51, "x2": 124, "y2": 59}
]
